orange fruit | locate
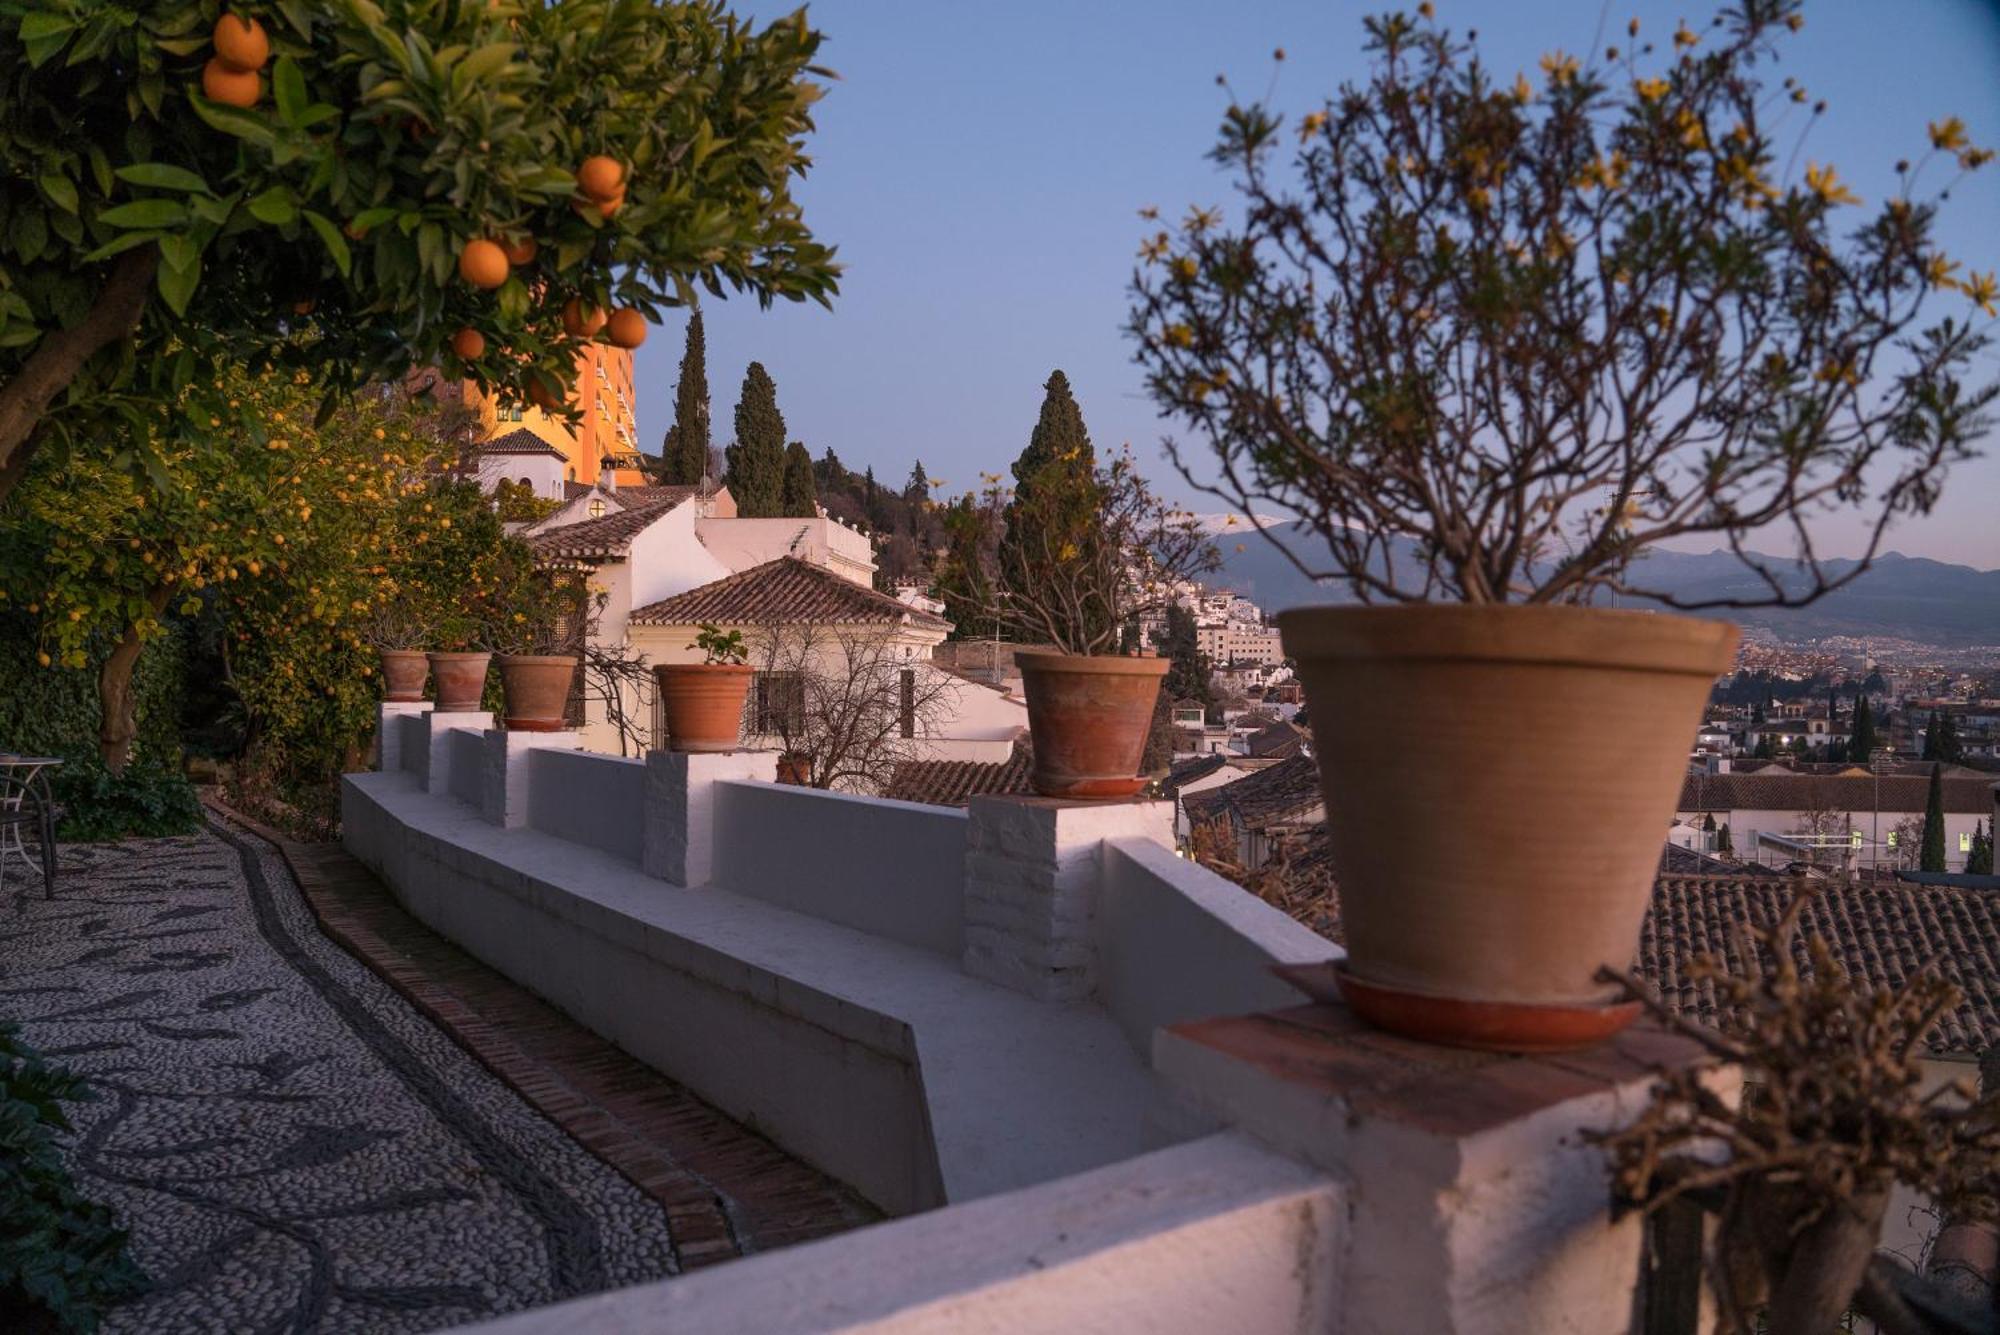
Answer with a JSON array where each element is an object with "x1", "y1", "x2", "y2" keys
[
  {"x1": 576, "y1": 156, "x2": 625, "y2": 202},
  {"x1": 457, "y1": 239, "x2": 509, "y2": 290},
  {"x1": 604, "y1": 307, "x2": 647, "y2": 348},
  {"x1": 527, "y1": 380, "x2": 564, "y2": 413},
  {"x1": 501, "y1": 236, "x2": 537, "y2": 266},
  {"x1": 291, "y1": 299, "x2": 315, "y2": 315},
  {"x1": 213, "y1": 14, "x2": 269, "y2": 72},
  {"x1": 561, "y1": 299, "x2": 607, "y2": 338},
  {"x1": 202, "y1": 57, "x2": 260, "y2": 107},
  {"x1": 451, "y1": 327, "x2": 487, "y2": 360}
]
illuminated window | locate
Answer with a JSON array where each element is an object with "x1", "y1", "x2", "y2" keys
[
  {"x1": 1963, "y1": 832, "x2": 1974, "y2": 853},
  {"x1": 588, "y1": 499, "x2": 606, "y2": 518}
]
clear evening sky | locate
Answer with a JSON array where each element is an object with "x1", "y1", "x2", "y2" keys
[{"x1": 630, "y1": 0, "x2": 2000, "y2": 570}]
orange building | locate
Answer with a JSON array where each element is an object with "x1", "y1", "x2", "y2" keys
[{"x1": 466, "y1": 344, "x2": 645, "y2": 488}]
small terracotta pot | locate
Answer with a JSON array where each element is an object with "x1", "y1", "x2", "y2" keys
[
  {"x1": 1277, "y1": 604, "x2": 1737, "y2": 1052},
  {"x1": 776, "y1": 752, "x2": 813, "y2": 785},
  {"x1": 653, "y1": 663, "x2": 753, "y2": 753},
  {"x1": 380, "y1": 649, "x2": 429, "y2": 702},
  {"x1": 427, "y1": 651, "x2": 493, "y2": 713},
  {"x1": 1015, "y1": 652, "x2": 1169, "y2": 799},
  {"x1": 497, "y1": 655, "x2": 577, "y2": 731}
]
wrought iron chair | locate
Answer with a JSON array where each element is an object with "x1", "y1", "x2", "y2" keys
[{"x1": 0, "y1": 761, "x2": 60, "y2": 899}]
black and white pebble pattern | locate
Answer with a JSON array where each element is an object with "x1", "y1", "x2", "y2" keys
[{"x1": 0, "y1": 818, "x2": 678, "y2": 1333}]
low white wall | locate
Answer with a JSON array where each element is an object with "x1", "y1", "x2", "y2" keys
[
  {"x1": 526, "y1": 748, "x2": 645, "y2": 864},
  {"x1": 398, "y1": 712, "x2": 428, "y2": 775},
  {"x1": 1097, "y1": 839, "x2": 1337, "y2": 1057},
  {"x1": 459, "y1": 1132, "x2": 1340, "y2": 1335},
  {"x1": 447, "y1": 730, "x2": 485, "y2": 808},
  {"x1": 710, "y1": 782, "x2": 968, "y2": 957}
]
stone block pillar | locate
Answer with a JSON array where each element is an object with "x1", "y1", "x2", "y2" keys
[
  {"x1": 642, "y1": 750, "x2": 778, "y2": 887},
  {"x1": 481, "y1": 729, "x2": 584, "y2": 829},
  {"x1": 963, "y1": 795, "x2": 1173, "y2": 1003},
  {"x1": 415, "y1": 711, "x2": 493, "y2": 796},
  {"x1": 1154, "y1": 1002, "x2": 1738, "y2": 1335},
  {"x1": 376, "y1": 702, "x2": 432, "y2": 774}
]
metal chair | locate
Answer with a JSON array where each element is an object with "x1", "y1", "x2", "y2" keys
[{"x1": 0, "y1": 764, "x2": 59, "y2": 899}]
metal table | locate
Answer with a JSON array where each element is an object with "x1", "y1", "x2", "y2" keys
[{"x1": 0, "y1": 754, "x2": 62, "y2": 898}]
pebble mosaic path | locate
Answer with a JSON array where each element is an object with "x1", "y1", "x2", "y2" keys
[{"x1": 0, "y1": 816, "x2": 860, "y2": 1334}]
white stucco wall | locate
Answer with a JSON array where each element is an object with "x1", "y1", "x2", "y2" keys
[
  {"x1": 696, "y1": 514, "x2": 877, "y2": 586},
  {"x1": 1679, "y1": 805, "x2": 1984, "y2": 871},
  {"x1": 474, "y1": 451, "x2": 564, "y2": 501}
]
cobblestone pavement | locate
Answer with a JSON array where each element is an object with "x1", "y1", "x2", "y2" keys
[{"x1": 0, "y1": 819, "x2": 679, "y2": 1334}]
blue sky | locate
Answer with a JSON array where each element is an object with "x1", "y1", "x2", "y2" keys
[{"x1": 631, "y1": 0, "x2": 2000, "y2": 569}]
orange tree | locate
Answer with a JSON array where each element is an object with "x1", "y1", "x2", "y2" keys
[{"x1": 0, "y1": 0, "x2": 839, "y2": 501}]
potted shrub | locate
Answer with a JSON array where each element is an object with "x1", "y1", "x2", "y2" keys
[
  {"x1": 1130, "y1": 5, "x2": 1994, "y2": 1047},
  {"x1": 492, "y1": 564, "x2": 582, "y2": 732},
  {"x1": 653, "y1": 623, "x2": 753, "y2": 753},
  {"x1": 367, "y1": 593, "x2": 431, "y2": 703},
  {"x1": 970, "y1": 374, "x2": 1217, "y2": 797},
  {"x1": 426, "y1": 609, "x2": 492, "y2": 714}
]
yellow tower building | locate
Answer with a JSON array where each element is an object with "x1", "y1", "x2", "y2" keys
[{"x1": 467, "y1": 344, "x2": 644, "y2": 488}]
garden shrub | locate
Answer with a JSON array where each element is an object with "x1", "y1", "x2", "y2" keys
[{"x1": 0, "y1": 1024, "x2": 147, "y2": 1333}]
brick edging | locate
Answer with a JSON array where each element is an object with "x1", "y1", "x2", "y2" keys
[{"x1": 197, "y1": 792, "x2": 769, "y2": 1269}]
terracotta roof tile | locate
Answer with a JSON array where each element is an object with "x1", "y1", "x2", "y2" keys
[
  {"x1": 1679, "y1": 771, "x2": 1994, "y2": 816},
  {"x1": 476, "y1": 428, "x2": 568, "y2": 459},
  {"x1": 612, "y1": 485, "x2": 703, "y2": 511},
  {"x1": 630, "y1": 558, "x2": 951, "y2": 630},
  {"x1": 886, "y1": 740, "x2": 1034, "y2": 807},
  {"x1": 1642, "y1": 873, "x2": 2000, "y2": 1054},
  {"x1": 526, "y1": 500, "x2": 677, "y2": 561},
  {"x1": 1183, "y1": 753, "x2": 1323, "y2": 830}
]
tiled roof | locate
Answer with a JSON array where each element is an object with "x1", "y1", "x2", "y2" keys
[
  {"x1": 476, "y1": 428, "x2": 567, "y2": 459},
  {"x1": 1679, "y1": 771, "x2": 1995, "y2": 815},
  {"x1": 1659, "y1": 842, "x2": 1738, "y2": 876},
  {"x1": 1244, "y1": 720, "x2": 1309, "y2": 759},
  {"x1": 1165, "y1": 753, "x2": 1237, "y2": 795},
  {"x1": 611, "y1": 485, "x2": 703, "y2": 511},
  {"x1": 1643, "y1": 873, "x2": 2000, "y2": 1055},
  {"x1": 630, "y1": 558, "x2": 951, "y2": 631},
  {"x1": 886, "y1": 740, "x2": 1034, "y2": 807},
  {"x1": 526, "y1": 500, "x2": 677, "y2": 561},
  {"x1": 1183, "y1": 753, "x2": 1324, "y2": 831}
]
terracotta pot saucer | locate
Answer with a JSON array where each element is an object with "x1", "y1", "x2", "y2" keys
[{"x1": 1272, "y1": 960, "x2": 1641, "y2": 1054}]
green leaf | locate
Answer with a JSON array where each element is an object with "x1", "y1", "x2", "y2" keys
[
  {"x1": 156, "y1": 253, "x2": 200, "y2": 316},
  {"x1": 19, "y1": 12, "x2": 74, "y2": 64},
  {"x1": 455, "y1": 41, "x2": 516, "y2": 86},
  {"x1": 98, "y1": 200, "x2": 187, "y2": 228},
  {"x1": 188, "y1": 91, "x2": 275, "y2": 146},
  {"x1": 80, "y1": 230, "x2": 162, "y2": 263},
  {"x1": 274, "y1": 0, "x2": 313, "y2": 39},
  {"x1": 314, "y1": 387, "x2": 341, "y2": 428},
  {"x1": 115, "y1": 163, "x2": 210, "y2": 193},
  {"x1": 245, "y1": 187, "x2": 297, "y2": 225},
  {"x1": 39, "y1": 175, "x2": 79, "y2": 214},
  {"x1": 156, "y1": 233, "x2": 203, "y2": 273},
  {"x1": 272, "y1": 57, "x2": 308, "y2": 127},
  {"x1": 301, "y1": 210, "x2": 351, "y2": 278}
]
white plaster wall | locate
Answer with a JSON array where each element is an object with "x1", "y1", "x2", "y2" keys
[
  {"x1": 710, "y1": 782, "x2": 968, "y2": 957},
  {"x1": 475, "y1": 452, "x2": 564, "y2": 500},
  {"x1": 628, "y1": 500, "x2": 733, "y2": 611},
  {"x1": 457, "y1": 1132, "x2": 1341, "y2": 1335},
  {"x1": 525, "y1": 749, "x2": 646, "y2": 865},
  {"x1": 1681, "y1": 805, "x2": 1984, "y2": 871},
  {"x1": 1097, "y1": 839, "x2": 1337, "y2": 1056},
  {"x1": 696, "y1": 514, "x2": 877, "y2": 586},
  {"x1": 447, "y1": 730, "x2": 486, "y2": 808}
]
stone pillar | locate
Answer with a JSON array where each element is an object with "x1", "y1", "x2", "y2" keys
[
  {"x1": 642, "y1": 750, "x2": 778, "y2": 887},
  {"x1": 1154, "y1": 1003, "x2": 1737, "y2": 1335},
  {"x1": 963, "y1": 795, "x2": 1174, "y2": 1003},
  {"x1": 481, "y1": 729, "x2": 584, "y2": 829},
  {"x1": 376, "y1": 701, "x2": 432, "y2": 774},
  {"x1": 416, "y1": 710, "x2": 494, "y2": 796}
]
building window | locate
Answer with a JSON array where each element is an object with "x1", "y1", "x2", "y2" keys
[
  {"x1": 502, "y1": 406, "x2": 524, "y2": 422},
  {"x1": 1962, "y1": 832, "x2": 1974, "y2": 853},
  {"x1": 588, "y1": 499, "x2": 606, "y2": 518},
  {"x1": 753, "y1": 672, "x2": 805, "y2": 735}
]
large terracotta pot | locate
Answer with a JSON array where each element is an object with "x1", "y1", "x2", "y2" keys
[
  {"x1": 653, "y1": 663, "x2": 753, "y2": 753},
  {"x1": 497, "y1": 655, "x2": 578, "y2": 731},
  {"x1": 1015, "y1": 652, "x2": 1170, "y2": 799},
  {"x1": 427, "y1": 651, "x2": 492, "y2": 713},
  {"x1": 380, "y1": 649, "x2": 428, "y2": 702},
  {"x1": 1276, "y1": 605, "x2": 1737, "y2": 1052},
  {"x1": 776, "y1": 752, "x2": 813, "y2": 785}
]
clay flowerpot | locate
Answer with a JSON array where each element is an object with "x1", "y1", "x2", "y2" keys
[
  {"x1": 380, "y1": 650, "x2": 429, "y2": 703},
  {"x1": 1277, "y1": 605, "x2": 1737, "y2": 1052},
  {"x1": 427, "y1": 651, "x2": 493, "y2": 713},
  {"x1": 1015, "y1": 652, "x2": 1170, "y2": 799},
  {"x1": 497, "y1": 655, "x2": 577, "y2": 731},
  {"x1": 776, "y1": 752, "x2": 812, "y2": 785},
  {"x1": 653, "y1": 664, "x2": 753, "y2": 753}
]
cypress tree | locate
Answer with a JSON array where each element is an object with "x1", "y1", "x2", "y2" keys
[
  {"x1": 905, "y1": 460, "x2": 929, "y2": 503},
  {"x1": 1849, "y1": 694, "x2": 1877, "y2": 761},
  {"x1": 817, "y1": 446, "x2": 846, "y2": 492},
  {"x1": 1157, "y1": 602, "x2": 1214, "y2": 713},
  {"x1": 662, "y1": 310, "x2": 711, "y2": 485},
  {"x1": 1919, "y1": 762, "x2": 1947, "y2": 872},
  {"x1": 1968, "y1": 819, "x2": 1994, "y2": 875},
  {"x1": 996, "y1": 370, "x2": 1104, "y2": 649},
  {"x1": 780, "y1": 442, "x2": 818, "y2": 517},
  {"x1": 935, "y1": 493, "x2": 997, "y2": 640},
  {"x1": 725, "y1": 361, "x2": 787, "y2": 516},
  {"x1": 1935, "y1": 711, "x2": 1963, "y2": 763},
  {"x1": 1716, "y1": 823, "x2": 1734, "y2": 856}
]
